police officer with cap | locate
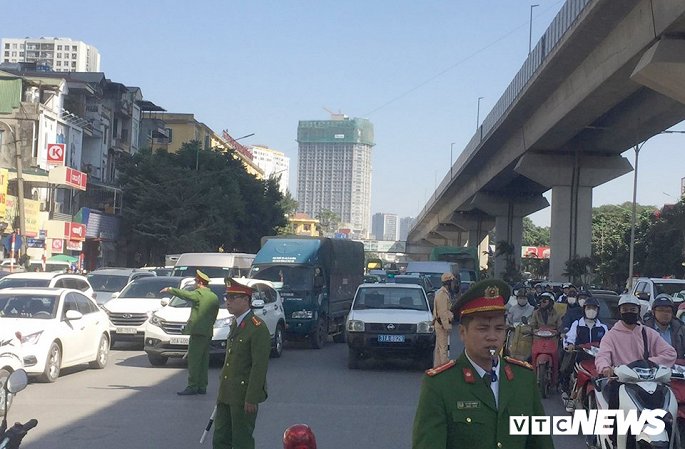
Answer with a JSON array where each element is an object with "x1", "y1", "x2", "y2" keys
[
  {"x1": 433, "y1": 272, "x2": 458, "y2": 366},
  {"x1": 644, "y1": 294, "x2": 685, "y2": 358},
  {"x1": 162, "y1": 270, "x2": 220, "y2": 395},
  {"x1": 413, "y1": 279, "x2": 554, "y2": 449}
]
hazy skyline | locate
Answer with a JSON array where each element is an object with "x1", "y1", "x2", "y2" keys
[{"x1": 3, "y1": 0, "x2": 683, "y2": 227}]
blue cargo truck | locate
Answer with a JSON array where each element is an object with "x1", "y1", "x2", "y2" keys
[{"x1": 249, "y1": 236, "x2": 364, "y2": 348}]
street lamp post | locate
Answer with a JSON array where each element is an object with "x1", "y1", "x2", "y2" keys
[
  {"x1": 476, "y1": 97, "x2": 484, "y2": 130},
  {"x1": 450, "y1": 142, "x2": 455, "y2": 179},
  {"x1": 529, "y1": 4, "x2": 540, "y2": 54}
]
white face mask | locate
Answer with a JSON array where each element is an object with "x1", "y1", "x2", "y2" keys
[
  {"x1": 578, "y1": 298, "x2": 586, "y2": 307},
  {"x1": 585, "y1": 309, "x2": 598, "y2": 320},
  {"x1": 567, "y1": 297, "x2": 577, "y2": 305}
]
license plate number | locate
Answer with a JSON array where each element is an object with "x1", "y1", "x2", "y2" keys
[
  {"x1": 116, "y1": 327, "x2": 137, "y2": 334},
  {"x1": 170, "y1": 336, "x2": 190, "y2": 345},
  {"x1": 378, "y1": 334, "x2": 405, "y2": 343}
]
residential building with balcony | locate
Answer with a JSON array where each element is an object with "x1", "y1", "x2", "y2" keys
[
  {"x1": 1, "y1": 37, "x2": 100, "y2": 72},
  {"x1": 248, "y1": 145, "x2": 290, "y2": 194}
]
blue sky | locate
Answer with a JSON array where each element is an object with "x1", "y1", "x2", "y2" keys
[{"x1": 4, "y1": 0, "x2": 683, "y2": 226}]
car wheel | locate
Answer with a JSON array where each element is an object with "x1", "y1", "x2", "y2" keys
[
  {"x1": 310, "y1": 317, "x2": 327, "y2": 349},
  {"x1": 89, "y1": 334, "x2": 109, "y2": 369},
  {"x1": 271, "y1": 323, "x2": 284, "y2": 358},
  {"x1": 38, "y1": 342, "x2": 61, "y2": 383},
  {"x1": 348, "y1": 348, "x2": 361, "y2": 370},
  {"x1": 0, "y1": 368, "x2": 12, "y2": 415},
  {"x1": 147, "y1": 353, "x2": 168, "y2": 366}
]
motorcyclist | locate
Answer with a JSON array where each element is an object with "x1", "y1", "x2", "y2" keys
[
  {"x1": 561, "y1": 289, "x2": 586, "y2": 331},
  {"x1": 507, "y1": 285, "x2": 535, "y2": 326},
  {"x1": 595, "y1": 294, "x2": 677, "y2": 409},
  {"x1": 557, "y1": 283, "x2": 572, "y2": 303},
  {"x1": 643, "y1": 294, "x2": 685, "y2": 358},
  {"x1": 529, "y1": 292, "x2": 562, "y2": 331}
]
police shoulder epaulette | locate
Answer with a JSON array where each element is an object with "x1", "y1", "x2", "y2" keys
[
  {"x1": 425, "y1": 360, "x2": 456, "y2": 377},
  {"x1": 504, "y1": 356, "x2": 533, "y2": 370},
  {"x1": 251, "y1": 316, "x2": 262, "y2": 326}
]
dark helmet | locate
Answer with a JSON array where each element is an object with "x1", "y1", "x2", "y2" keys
[
  {"x1": 513, "y1": 283, "x2": 527, "y2": 297},
  {"x1": 577, "y1": 289, "x2": 592, "y2": 298},
  {"x1": 582, "y1": 297, "x2": 600, "y2": 309},
  {"x1": 652, "y1": 293, "x2": 675, "y2": 311}
]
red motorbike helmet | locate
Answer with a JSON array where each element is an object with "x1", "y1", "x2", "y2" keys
[{"x1": 283, "y1": 424, "x2": 317, "y2": 449}]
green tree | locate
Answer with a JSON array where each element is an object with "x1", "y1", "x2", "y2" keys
[
  {"x1": 563, "y1": 255, "x2": 595, "y2": 285},
  {"x1": 276, "y1": 191, "x2": 299, "y2": 235},
  {"x1": 316, "y1": 209, "x2": 341, "y2": 236},
  {"x1": 522, "y1": 217, "x2": 550, "y2": 246},
  {"x1": 118, "y1": 142, "x2": 286, "y2": 266},
  {"x1": 495, "y1": 240, "x2": 522, "y2": 284}
]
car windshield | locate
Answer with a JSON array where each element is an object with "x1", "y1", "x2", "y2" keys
[
  {"x1": 119, "y1": 278, "x2": 181, "y2": 299},
  {"x1": 408, "y1": 272, "x2": 442, "y2": 288},
  {"x1": 0, "y1": 278, "x2": 50, "y2": 289},
  {"x1": 654, "y1": 282, "x2": 685, "y2": 296},
  {"x1": 251, "y1": 266, "x2": 313, "y2": 290},
  {"x1": 87, "y1": 274, "x2": 130, "y2": 292},
  {"x1": 0, "y1": 294, "x2": 58, "y2": 319},
  {"x1": 353, "y1": 287, "x2": 428, "y2": 311},
  {"x1": 168, "y1": 284, "x2": 226, "y2": 308}
]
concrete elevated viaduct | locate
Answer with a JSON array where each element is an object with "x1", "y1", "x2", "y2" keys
[{"x1": 407, "y1": 0, "x2": 685, "y2": 281}]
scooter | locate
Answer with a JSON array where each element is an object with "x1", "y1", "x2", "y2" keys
[
  {"x1": 0, "y1": 369, "x2": 35, "y2": 449},
  {"x1": 669, "y1": 360, "x2": 685, "y2": 449},
  {"x1": 589, "y1": 362, "x2": 677, "y2": 449},
  {"x1": 564, "y1": 343, "x2": 599, "y2": 413},
  {"x1": 531, "y1": 326, "x2": 559, "y2": 399}
]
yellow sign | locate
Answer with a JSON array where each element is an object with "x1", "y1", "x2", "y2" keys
[
  {"x1": 4, "y1": 195, "x2": 42, "y2": 237},
  {"x1": 0, "y1": 168, "x2": 7, "y2": 217}
]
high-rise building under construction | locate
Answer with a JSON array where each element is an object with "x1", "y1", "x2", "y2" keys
[{"x1": 297, "y1": 114, "x2": 374, "y2": 237}]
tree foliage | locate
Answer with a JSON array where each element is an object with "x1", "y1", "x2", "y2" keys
[
  {"x1": 118, "y1": 142, "x2": 286, "y2": 266},
  {"x1": 316, "y1": 209, "x2": 341, "y2": 236},
  {"x1": 522, "y1": 217, "x2": 550, "y2": 246}
]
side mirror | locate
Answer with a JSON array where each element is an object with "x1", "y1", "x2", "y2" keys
[
  {"x1": 160, "y1": 298, "x2": 170, "y2": 307},
  {"x1": 6, "y1": 369, "x2": 28, "y2": 394},
  {"x1": 251, "y1": 299, "x2": 265, "y2": 309},
  {"x1": 65, "y1": 310, "x2": 83, "y2": 321},
  {"x1": 638, "y1": 292, "x2": 650, "y2": 301}
]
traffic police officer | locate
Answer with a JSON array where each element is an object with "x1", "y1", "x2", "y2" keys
[
  {"x1": 413, "y1": 279, "x2": 554, "y2": 449},
  {"x1": 213, "y1": 277, "x2": 271, "y2": 449},
  {"x1": 162, "y1": 270, "x2": 219, "y2": 395},
  {"x1": 433, "y1": 272, "x2": 457, "y2": 366}
]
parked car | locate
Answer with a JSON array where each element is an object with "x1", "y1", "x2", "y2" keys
[
  {"x1": 87, "y1": 268, "x2": 156, "y2": 304},
  {"x1": 27, "y1": 260, "x2": 70, "y2": 273},
  {"x1": 144, "y1": 278, "x2": 286, "y2": 366},
  {"x1": 0, "y1": 329, "x2": 23, "y2": 414},
  {"x1": 346, "y1": 283, "x2": 435, "y2": 369},
  {"x1": 631, "y1": 278, "x2": 685, "y2": 318},
  {"x1": 101, "y1": 276, "x2": 190, "y2": 347},
  {"x1": 138, "y1": 266, "x2": 174, "y2": 277},
  {"x1": 0, "y1": 288, "x2": 110, "y2": 382},
  {"x1": 391, "y1": 274, "x2": 436, "y2": 310},
  {"x1": 0, "y1": 272, "x2": 95, "y2": 299}
]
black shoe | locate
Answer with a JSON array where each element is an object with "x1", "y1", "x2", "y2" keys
[
  {"x1": 177, "y1": 387, "x2": 199, "y2": 396},
  {"x1": 198, "y1": 388, "x2": 207, "y2": 395}
]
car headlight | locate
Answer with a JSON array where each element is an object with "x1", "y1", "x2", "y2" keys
[
  {"x1": 291, "y1": 310, "x2": 313, "y2": 319},
  {"x1": 347, "y1": 320, "x2": 365, "y2": 332},
  {"x1": 149, "y1": 313, "x2": 163, "y2": 328},
  {"x1": 214, "y1": 317, "x2": 234, "y2": 328},
  {"x1": 21, "y1": 331, "x2": 43, "y2": 345},
  {"x1": 417, "y1": 321, "x2": 434, "y2": 334}
]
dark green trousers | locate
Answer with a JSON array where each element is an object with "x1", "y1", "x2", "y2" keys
[
  {"x1": 212, "y1": 402, "x2": 258, "y2": 449},
  {"x1": 187, "y1": 334, "x2": 210, "y2": 390}
]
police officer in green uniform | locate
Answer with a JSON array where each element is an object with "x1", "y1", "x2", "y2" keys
[
  {"x1": 213, "y1": 277, "x2": 271, "y2": 449},
  {"x1": 162, "y1": 270, "x2": 219, "y2": 395},
  {"x1": 412, "y1": 279, "x2": 554, "y2": 449}
]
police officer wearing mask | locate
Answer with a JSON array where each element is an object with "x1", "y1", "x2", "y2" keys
[
  {"x1": 644, "y1": 294, "x2": 685, "y2": 358},
  {"x1": 507, "y1": 285, "x2": 535, "y2": 326}
]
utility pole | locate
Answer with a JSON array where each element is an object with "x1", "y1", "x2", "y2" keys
[
  {"x1": 0, "y1": 122, "x2": 26, "y2": 256},
  {"x1": 529, "y1": 4, "x2": 539, "y2": 54}
]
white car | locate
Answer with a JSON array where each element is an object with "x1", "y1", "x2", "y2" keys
[
  {"x1": 144, "y1": 278, "x2": 286, "y2": 366},
  {"x1": 0, "y1": 272, "x2": 95, "y2": 300},
  {"x1": 346, "y1": 283, "x2": 435, "y2": 370},
  {"x1": 0, "y1": 288, "x2": 110, "y2": 382},
  {"x1": 0, "y1": 329, "x2": 23, "y2": 414},
  {"x1": 102, "y1": 276, "x2": 191, "y2": 346}
]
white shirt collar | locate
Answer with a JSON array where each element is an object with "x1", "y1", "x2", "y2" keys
[
  {"x1": 235, "y1": 309, "x2": 251, "y2": 327},
  {"x1": 465, "y1": 350, "x2": 500, "y2": 378}
]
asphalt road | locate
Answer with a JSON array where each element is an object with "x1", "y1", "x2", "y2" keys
[{"x1": 8, "y1": 331, "x2": 583, "y2": 448}]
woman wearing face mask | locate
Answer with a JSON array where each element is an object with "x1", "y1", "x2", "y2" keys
[
  {"x1": 594, "y1": 294, "x2": 677, "y2": 410},
  {"x1": 561, "y1": 289, "x2": 583, "y2": 331},
  {"x1": 529, "y1": 292, "x2": 563, "y2": 332}
]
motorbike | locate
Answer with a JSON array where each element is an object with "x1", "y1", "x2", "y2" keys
[
  {"x1": 0, "y1": 369, "x2": 34, "y2": 449},
  {"x1": 669, "y1": 360, "x2": 685, "y2": 449},
  {"x1": 589, "y1": 362, "x2": 677, "y2": 449},
  {"x1": 562, "y1": 343, "x2": 599, "y2": 413},
  {"x1": 531, "y1": 326, "x2": 559, "y2": 399}
]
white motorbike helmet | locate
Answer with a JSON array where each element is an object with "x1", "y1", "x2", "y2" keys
[{"x1": 618, "y1": 294, "x2": 640, "y2": 307}]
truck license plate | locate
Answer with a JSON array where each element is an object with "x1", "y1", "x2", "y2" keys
[
  {"x1": 116, "y1": 327, "x2": 137, "y2": 334},
  {"x1": 378, "y1": 334, "x2": 405, "y2": 343},
  {"x1": 170, "y1": 336, "x2": 190, "y2": 345}
]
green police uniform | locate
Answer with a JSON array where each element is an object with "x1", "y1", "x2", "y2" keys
[
  {"x1": 167, "y1": 285, "x2": 219, "y2": 392},
  {"x1": 213, "y1": 310, "x2": 271, "y2": 449},
  {"x1": 412, "y1": 279, "x2": 554, "y2": 449},
  {"x1": 412, "y1": 354, "x2": 554, "y2": 449}
]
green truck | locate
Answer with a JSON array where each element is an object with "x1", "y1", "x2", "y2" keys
[
  {"x1": 249, "y1": 236, "x2": 364, "y2": 348},
  {"x1": 429, "y1": 246, "x2": 480, "y2": 282}
]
